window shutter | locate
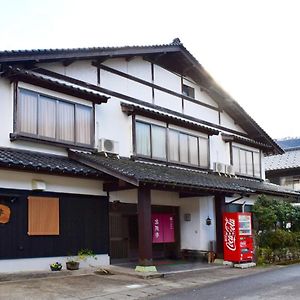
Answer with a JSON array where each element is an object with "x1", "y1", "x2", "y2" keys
[{"x1": 28, "y1": 196, "x2": 59, "y2": 235}]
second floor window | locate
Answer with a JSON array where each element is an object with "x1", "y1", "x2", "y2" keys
[
  {"x1": 232, "y1": 146, "x2": 261, "y2": 178},
  {"x1": 17, "y1": 89, "x2": 93, "y2": 146},
  {"x1": 136, "y1": 121, "x2": 209, "y2": 167},
  {"x1": 182, "y1": 84, "x2": 195, "y2": 98}
]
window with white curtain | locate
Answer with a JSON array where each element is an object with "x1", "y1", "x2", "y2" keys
[
  {"x1": 136, "y1": 120, "x2": 209, "y2": 168},
  {"x1": 17, "y1": 89, "x2": 93, "y2": 146},
  {"x1": 232, "y1": 146, "x2": 261, "y2": 178},
  {"x1": 152, "y1": 125, "x2": 166, "y2": 159},
  {"x1": 169, "y1": 130, "x2": 179, "y2": 161},
  {"x1": 136, "y1": 122, "x2": 151, "y2": 156}
]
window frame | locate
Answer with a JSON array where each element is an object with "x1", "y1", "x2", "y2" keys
[
  {"x1": 15, "y1": 88, "x2": 95, "y2": 148},
  {"x1": 135, "y1": 121, "x2": 167, "y2": 161},
  {"x1": 232, "y1": 145, "x2": 261, "y2": 178},
  {"x1": 182, "y1": 84, "x2": 195, "y2": 99},
  {"x1": 135, "y1": 120, "x2": 209, "y2": 168}
]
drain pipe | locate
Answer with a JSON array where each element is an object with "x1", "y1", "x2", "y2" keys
[{"x1": 242, "y1": 201, "x2": 247, "y2": 213}]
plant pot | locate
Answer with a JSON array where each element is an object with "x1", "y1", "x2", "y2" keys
[
  {"x1": 50, "y1": 265, "x2": 62, "y2": 271},
  {"x1": 66, "y1": 261, "x2": 80, "y2": 270}
]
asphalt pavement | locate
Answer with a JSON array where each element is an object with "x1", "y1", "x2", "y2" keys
[
  {"x1": 153, "y1": 264, "x2": 300, "y2": 300},
  {"x1": 0, "y1": 263, "x2": 279, "y2": 299}
]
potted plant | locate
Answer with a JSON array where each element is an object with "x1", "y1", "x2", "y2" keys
[
  {"x1": 66, "y1": 249, "x2": 97, "y2": 270},
  {"x1": 50, "y1": 262, "x2": 62, "y2": 271}
]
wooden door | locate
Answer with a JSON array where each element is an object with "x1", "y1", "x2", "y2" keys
[{"x1": 109, "y1": 213, "x2": 129, "y2": 259}]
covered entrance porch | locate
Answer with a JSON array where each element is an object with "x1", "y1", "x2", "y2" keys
[{"x1": 68, "y1": 150, "x2": 298, "y2": 269}]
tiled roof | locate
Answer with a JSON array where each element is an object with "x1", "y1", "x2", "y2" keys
[
  {"x1": 0, "y1": 147, "x2": 105, "y2": 178},
  {"x1": 0, "y1": 39, "x2": 283, "y2": 155},
  {"x1": 69, "y1": 151, "x2": 299, "y2": 197},
  {"x1": 265, "y1": 149, "x2": 300, "y2": 172},
  {"x1": 0, "y1": 40, "x2": 182, "y2": 62},
  {"x1": 2, "y1": 66, "x2": 108, "y2": 104},
  {"x1": 276, "y1": 138, "x2": 300, "y2": 150}
]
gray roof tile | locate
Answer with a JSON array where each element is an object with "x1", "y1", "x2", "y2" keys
[
  {"x1": 0, "y1": 147, "x2": 104, "y2": 178},
  {"x1": 70, "y1": 151, "x2": 299, "y2": 197},
  {"x1": 265, "y1": 149, "x2": 300, "y2": 171}
]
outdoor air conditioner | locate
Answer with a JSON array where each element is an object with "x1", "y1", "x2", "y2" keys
[
  {"x1": 213, "y1": 162, "x2": 226, "y2": 174},
  {"x1": 97, "y1": 138, "x2": 119, "y2": 154},
  {"x1": 225, "y1": 164, "x2": 235, "y2": 176}
]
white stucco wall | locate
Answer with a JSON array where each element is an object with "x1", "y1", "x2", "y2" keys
[
  {"x1": 0, "y1": 170, "x2": 105, "y2": 196},
  {"x1": 210, "y1": 134, "x2": 231, "y2": 166},
  {"x1": 180, "y1": 196, "x2": 216, "y2": 251},
  {"x1": 221, "y1": 111, "x2": 247, "y2": 133},
  {"x1": 96, "y1": 98, "x2": 133, "y2": 157}
]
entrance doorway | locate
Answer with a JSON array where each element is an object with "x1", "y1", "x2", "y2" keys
[
  {"x1": 109, "y1": 202, "x2": 138, "y2": 262},
  {"x1": 109, "y1": 202, "x2": 180, "y2": 263}
]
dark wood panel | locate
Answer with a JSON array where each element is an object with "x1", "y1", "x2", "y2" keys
[{"x1": 0, "y1": 190, "x2": 109, "y2": 259}]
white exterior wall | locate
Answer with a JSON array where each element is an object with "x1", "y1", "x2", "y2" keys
[
  {"x1": 221, "y1": 111, "x2": 247, "y2": 133},
  {"x1": 0, "y1": 170, "x2": 105, "y2": 196},
  {"x1": 96, "y1": 97, "x2": 133, "y2": 157},
  {"x1": 210, "y1": 134, "x2": 231, "y2": 166}
]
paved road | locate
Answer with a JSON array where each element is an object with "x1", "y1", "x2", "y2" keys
[{"x1": 154, "y1": 264, "x2": 300, "y2": 300}]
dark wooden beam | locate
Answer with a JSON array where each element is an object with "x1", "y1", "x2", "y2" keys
[
  {"x1": 137, "y1": 186, "x2": 153, "y2": 266},
  {"x1": 68, "y1": 150, "x2": 139, "y2": 187},
  {"x1": 32, "y1": 67, "x2": 254, "y2": 138},
  {"x1": 103, "y1": 180, "x2": 136, "y2": 192},
  {"x1": 62, "y1": 59, "x2": 76, "y2": 67},
  {"x1": 96, "y1": 63, "x2": 221, "y2": 112},
  {"x1": 92, "y1": 56, "x2": 109, "y2": 66}
]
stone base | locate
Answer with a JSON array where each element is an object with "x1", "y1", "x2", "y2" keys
[
  {"x1": 135, "y1": 265, "x2": 157, "y2": 273},
  {"x1": 223, "y1": 260, "x2": 233, "y2": 267},
  {"x1": 213, "y1": 258, "x2": 224, "y2": 265},
  {"x1": 233, "y1": 262, "x2": 256, "y2": 269}
]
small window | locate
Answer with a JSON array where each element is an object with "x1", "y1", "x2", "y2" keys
[
  {"x1": 182, "y1": 84, "x2": 195, "y2": 98},
  {"x1": 28, "y1": 196, "x2": 59, "y2": 235}
]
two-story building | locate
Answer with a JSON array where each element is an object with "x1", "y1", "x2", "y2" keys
[{"x1": 0, "y1": 38, "x2": 298, "y2": 273}]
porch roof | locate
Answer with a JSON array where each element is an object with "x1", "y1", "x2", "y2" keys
[
  {"x1": 0, "y1": 147, "x2": 106, "y2": 179},
  {"x1": 68, "y1": 150, "x2": 300, "y2": 198}
]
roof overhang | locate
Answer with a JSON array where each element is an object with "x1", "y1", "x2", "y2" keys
[
  {"x1": 68, "y1": 150, "x2": 300, "y2": 199},
  {"x1": 1, "y1": 66, "x2": 109, "y2": 104},
  {"x1": 0, "y1": 39, "x2": 283, "y2": 154},
  {"x1": 121, "y1": 102, "x2": 219, "y2": 136}
]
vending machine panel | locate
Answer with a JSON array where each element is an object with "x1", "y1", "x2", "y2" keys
[{"x1": 223, "y1": 212, "x2": 254, "y2": 263}]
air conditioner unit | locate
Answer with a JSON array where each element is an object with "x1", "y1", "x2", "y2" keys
[
  {"x1": 213, "y1": 162, "x2": 226, "y2": 174},
  {"x1": 97, "y1": 138, "x2": 119, "y2": 154},
  {"x1": 225, "y1": 164, "x2": 235, "y2": 176}
]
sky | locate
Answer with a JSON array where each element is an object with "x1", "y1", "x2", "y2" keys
[{"x1": 0, "y1": 0, "x2": 299, "y2": 139}]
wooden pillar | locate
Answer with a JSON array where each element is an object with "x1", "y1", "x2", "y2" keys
[
  {"x1": 215, "y1": 193, "x2": 226, "y2": 258},
  {"x1": 137, "y1": 186, "x2": 153, "y2": 266}
]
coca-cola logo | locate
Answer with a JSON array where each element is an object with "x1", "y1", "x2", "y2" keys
[{"x1": 224, "y1": 217, "x2": 236, "y2": 251}]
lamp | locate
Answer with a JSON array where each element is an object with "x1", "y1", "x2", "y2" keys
[{"x1": 206, "y1": 216, "x2": 212, "y2": 226}]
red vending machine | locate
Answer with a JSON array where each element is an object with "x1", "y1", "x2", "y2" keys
[{"x1": 223, "y1": 212, "x2": 254, "y2": 263}]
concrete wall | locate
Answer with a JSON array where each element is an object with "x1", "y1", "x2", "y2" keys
[{"x1": 0, "y1": 254, "x2": 109, "y2": 273}]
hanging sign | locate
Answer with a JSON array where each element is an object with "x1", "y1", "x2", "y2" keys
[
  {"x1": 152, "y1": 213, "x2": 175, "y2": 243},
  {"x1": 0, "y1": 204, "x2": 11, "y2": 224}
]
